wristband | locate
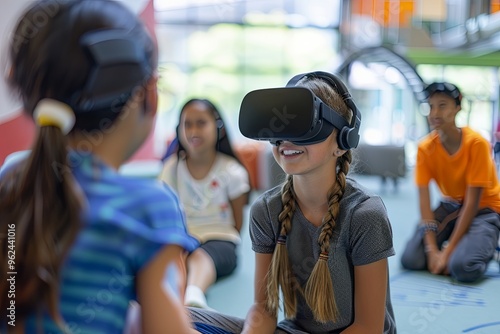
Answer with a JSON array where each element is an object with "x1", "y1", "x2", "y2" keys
[{"x1": 418, "y1": 220, "x2": 439, "y2": 233}]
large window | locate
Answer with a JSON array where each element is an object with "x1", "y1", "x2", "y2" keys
[{"x1": 153, "y1": 0, "x2": 342, "y2": 155}]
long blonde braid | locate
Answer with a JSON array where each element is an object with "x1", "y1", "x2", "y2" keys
[
  {"x1": 266, "y1": 174, "x2": 301, "y2": 318},
  {"x1": 304, "y1": 151, "x2": 352, "y2": 323}
]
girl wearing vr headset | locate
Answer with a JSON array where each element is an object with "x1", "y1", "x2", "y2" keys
[
  {"x1": 401, "y1": 82, "x2": 500, "y2": 283},
  {"x1": 160, "y1": 99, "x2": 250, "y2": 310},
  {"x1": 0, "y1": 1, "x2": 200, "y2": 333},
  {"x1": 189, "y1": 73, "x2": 396, "y2": 333}
]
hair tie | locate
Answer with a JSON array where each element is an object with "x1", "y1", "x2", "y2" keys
[
  {"x1": 319, "y1": 252, "x2": 329, "y2": 261},
  {"x1": 277, "y1": 235, "x2": 287, "y2": 245},
  {"x1": 33, "y1": 99, "x2": 76, "y2": 135}
]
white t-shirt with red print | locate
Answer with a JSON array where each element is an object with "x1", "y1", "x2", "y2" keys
[{"x1": 160, "y1": 153, "x2": 250, "y2": 244}]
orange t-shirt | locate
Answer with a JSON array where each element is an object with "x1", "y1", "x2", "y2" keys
[{"x1": 415, "y1": 127, "x2": 500, "y2": 213}]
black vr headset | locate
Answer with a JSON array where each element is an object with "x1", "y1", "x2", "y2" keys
[
  {"x1": 70, "y1": 29, "x2": 153, "y2": 114},
  {"x1": 238, "y1": 71, "x2": 362, "y2": 150}
]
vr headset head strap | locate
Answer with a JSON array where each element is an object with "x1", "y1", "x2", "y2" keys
[
  {"x1": 70, "y1": 29, "x2": 152, "y2": 113},
  {"x1": 286, "y1": 71, "x2": 361, "y2": 150}
]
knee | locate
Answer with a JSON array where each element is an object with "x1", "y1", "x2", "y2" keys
[{"x1": 448, "y1": 257, "x2": 486, "y2": 283}]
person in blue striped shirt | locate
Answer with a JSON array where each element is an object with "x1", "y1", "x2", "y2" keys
[{"x1": 0, "y1": 1, "x2": 200, "y2": 333}]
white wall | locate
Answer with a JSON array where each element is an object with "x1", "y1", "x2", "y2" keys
[{"x1": 0, "y1": 0, "x2": 29, "y2": 123}]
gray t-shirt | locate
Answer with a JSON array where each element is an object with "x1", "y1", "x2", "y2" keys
[{"x1": 250, "y1": 177, "x2": 396, "y2": 334}]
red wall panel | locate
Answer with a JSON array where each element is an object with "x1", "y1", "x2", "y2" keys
[{"x1": 0, "y1": 112, "x2": 35, "y2": 165}]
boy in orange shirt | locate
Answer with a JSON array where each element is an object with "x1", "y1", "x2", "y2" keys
[{"x1": 401, "y1": 82, "x2": 500, "y2": 282}]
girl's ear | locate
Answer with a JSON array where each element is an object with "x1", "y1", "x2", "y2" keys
[{"x1": 334, "y1": 149, "x2": 346, "y2": 157}]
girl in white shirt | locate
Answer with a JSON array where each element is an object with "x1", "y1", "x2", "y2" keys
[{"x1": 160, "y1": 99, "x2": 251, "y2": 309}]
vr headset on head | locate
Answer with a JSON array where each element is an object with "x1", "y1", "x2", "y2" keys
[
  {"x1": 238, "y1": 71, "x2": 361, "y2": 150},
  {"x1": 424, "y1": 82, "x2": 462, "y2": 106},
  {"x1": 70, "y1": 29, "x2": 152, "y2": 113}
]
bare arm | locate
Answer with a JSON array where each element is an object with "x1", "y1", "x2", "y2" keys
[
  {"x1": 418, "y1": 186, "x2": 434, "y2": 220},
  {"x1": 242, "y1": 253, "x2": 277, "y2": 334},
  {"x1": 230, "y1": 192, "x2": 249, "y2": 233},
  {"x1": 137, "y1": 245, "x2": 198, "y2": 334},
  {"x1": 340, "y1": 259, "x2": 388, "y2": 333},
  {"x1": 418, "y1": 186, "x2": 439, "y2": 252}
]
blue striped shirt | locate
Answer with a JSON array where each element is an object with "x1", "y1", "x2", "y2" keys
[{"x1": 24, "y1": 151, "x2": 199, "y2": 333}]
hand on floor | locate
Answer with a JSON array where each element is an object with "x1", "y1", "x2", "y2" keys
[{"x1": 426, "y1": 249, "x2": 449, "y2": 275}]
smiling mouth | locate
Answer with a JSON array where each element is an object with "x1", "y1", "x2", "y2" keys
[{"x1": 280, "y1": 149, "x2": 304, "y2": 156}]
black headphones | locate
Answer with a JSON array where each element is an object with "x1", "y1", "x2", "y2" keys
[
  {"x1": 214, "y1": 111, "x2": 226, "y2": 141},
  {"x1": 286, "y1": 71, "x2": 361, "y2": 150}
]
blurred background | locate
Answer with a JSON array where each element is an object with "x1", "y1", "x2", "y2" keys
[
  {"x1": 2, "y1": 0, "x2": 500, "y2": 173},
  {"x1": 152, "y1": 0, "x2": 500, "y2": 161}
]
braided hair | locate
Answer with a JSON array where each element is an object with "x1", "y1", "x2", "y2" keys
[{"x1": 265, "y1": 77, "x2": 353, "y2": 323}]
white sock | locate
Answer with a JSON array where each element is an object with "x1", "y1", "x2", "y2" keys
[{"x1": 184, "y1": 285, "x2": 208, "y2": 309}]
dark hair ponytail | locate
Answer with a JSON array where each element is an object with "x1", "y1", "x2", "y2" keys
[{"x1": 0, "y1": 126, "x2": 83, "y2": 325}]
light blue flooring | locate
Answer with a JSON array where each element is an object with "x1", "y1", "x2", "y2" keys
[{"x1": 206, "y1": 174, "x2": 500, "y2": 334}]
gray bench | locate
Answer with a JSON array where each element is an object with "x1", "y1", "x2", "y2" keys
[{"x1": 353, "y1": 143, "x2": 406, "y2": 192}]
